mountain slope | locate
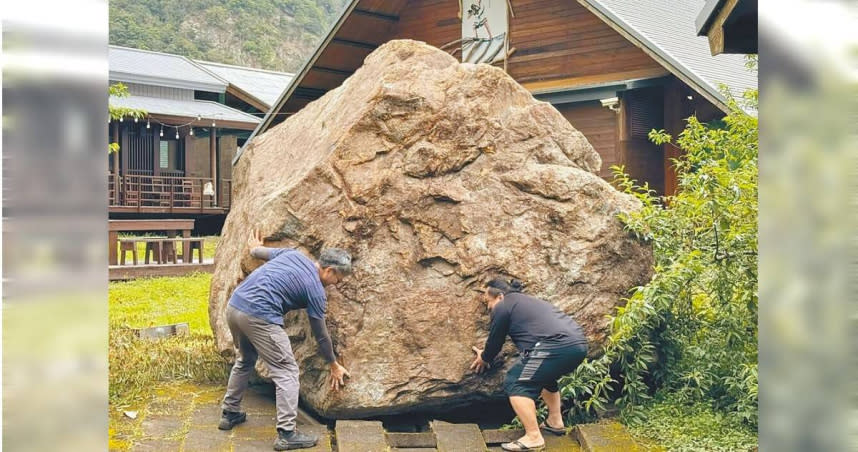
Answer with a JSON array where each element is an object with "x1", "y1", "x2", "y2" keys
[{"x1": 110, "y1": 0, "x2": 348, "y2": 72}]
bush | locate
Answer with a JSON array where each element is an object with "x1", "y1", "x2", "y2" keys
[{"x1": 559, "y1": 91, "x2": 758, "y2": 443}]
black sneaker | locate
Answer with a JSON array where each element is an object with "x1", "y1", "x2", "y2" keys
[
  {"x1": 273, "y1": 428, "x2": 318, "y2": 450},
  {"x1": 218, "y1": 410, "x2": 247, "y2": 430}
]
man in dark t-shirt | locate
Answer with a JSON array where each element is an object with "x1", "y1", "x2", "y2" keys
[
  {"x1": 219, "y1": 229, "x2": 353, "y2": 451},
  {"x1": 470, "y1": 278, "x2": 588, "y2": 452}
]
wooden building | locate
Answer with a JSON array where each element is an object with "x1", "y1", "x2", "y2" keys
[
  {"x1": 696, "y1": 0, "x2": 758, "y2": 55},
  {"x1": 108, "y1": 46, "x2": 292, "y2": 218},
  {"x1": 243, "y1": 0, "x2": 756, "y2": 196}
]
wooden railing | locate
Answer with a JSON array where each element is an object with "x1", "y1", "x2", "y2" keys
[{"x1": 109, "y1": 174, "x2": 232, "y2": 211}]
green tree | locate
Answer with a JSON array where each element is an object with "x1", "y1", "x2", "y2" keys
[
  {"x1": 560, "y1": 90, "x2": 758, "y2": 432},
  {"x1": 108, "y1": 83, "x2": 146, "y2": 154}
]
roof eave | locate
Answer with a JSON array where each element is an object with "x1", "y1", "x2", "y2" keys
[
  {"x1": 109, "y1": 71, "x2": 227, "y2": 93},
  {"x1": 575, "y1": 0, "x2": 730, "y2": 114},
  {"x1": 696, "y1": 0, "x2": 725, "y2": 35}
]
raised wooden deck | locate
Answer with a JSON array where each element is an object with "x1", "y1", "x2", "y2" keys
[{"x1": 109, "y1": 259, "x2": 214, "y2": 281}]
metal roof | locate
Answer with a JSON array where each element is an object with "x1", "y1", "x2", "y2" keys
[
  {"x1": 195, "y1": 60, "x2": 294, "y2": 108},
  {"x1": 577, "y1": 0, "x2": 757, "y2": 107},
  {"x1": 109, "y1": 95, "x2": 260, "y2": 125},
  {"x1": 109, "y1": 46, "x2": 228, "y2": 93}
]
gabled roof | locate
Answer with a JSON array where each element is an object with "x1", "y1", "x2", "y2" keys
[
  {"x1": 576, "y1": 0, "x2": 756, "y2": 107},
  {"x1": 109, "y1": 95, "x2": 260, "y2": 130},
  {"x1": 244, "y1": 0, "x2": 757, "y2": 159},
  {"x1": 109, "y1": 46, "x2": 228, "y2": 93},
  {"x1": 195, "y1": 60, "x2": 294, "y2": 108}
]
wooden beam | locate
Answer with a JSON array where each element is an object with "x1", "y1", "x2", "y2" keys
[
  {"x1": 311, "y1": 66, "x2": 354, "y2": 77},
  {"x1": 147, "y1": 114, "x2": 258, "y2": 131},
  {"x1": 331, "y1": 37, "x2": 378, "y2": 50},
  {"x1": 575, "y1": 0, "x2": 730, "y2": 113},
  {"x1": 353, "y1": 8, "x2": 399, "y2": 22},
  {"x1": 226, "y1": 85, "x2": 268, "y2": 111},
  {"x1": 522, "y1": 67, "x2": 670, "y2": 94},
  {"x1": 706, "y1": 0, "x2": 738, "y2": 55}
]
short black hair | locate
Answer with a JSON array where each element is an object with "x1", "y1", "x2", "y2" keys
[{"x1": 485, "y1": 277, "x2": 524, "y2": 297}]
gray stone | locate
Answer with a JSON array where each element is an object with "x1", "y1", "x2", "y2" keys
[
  {"x1": 134, "y1": 323, "x2": 189, "y2": 340},
  {"x1": 387, "y1": 432, "x2": 437, "y2": 448},
  {"x1": 335, "y1": 420, "x2": 388, "y2": 452},
  {"x1": 211, "y1": 39, "x2": 652, "y2": 418},
  {"x1": 432, "y1": 421, "x2": 486, "y2": 452},
  {"x1": 139, "y1": 415, "x2": 183, "y2": 438},
  {"x1": 182, "y1": 428, "x2": 232, "y2": 451},
  {"x1": 131, "y1": 438, "x2": 182, "y2": 451}
]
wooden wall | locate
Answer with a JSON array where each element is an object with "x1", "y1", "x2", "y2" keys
[
  {"x1": 391, "y1": 0, "x2": 664, "y2": 86},
  {"x1": 555, "y1": 101, "x2": 619, "y2": 181},
  {"x1": 186, "y1": 136, "x2": 210, "y2": 178}
]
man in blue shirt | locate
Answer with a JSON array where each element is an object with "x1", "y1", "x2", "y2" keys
[{"x1": 219, "y1": 229, "x2": 352, "y2": 451}]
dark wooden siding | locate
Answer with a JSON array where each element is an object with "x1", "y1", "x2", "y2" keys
[
  {"x1": 507, "y1": 0, "x2": 663, "y2": 84},
  {"x1": 390, "y1": 0, "x2": 664, "y2": 86},
  {"x1": 555, "y1": 101, "x2": 619, "y2": 182}
]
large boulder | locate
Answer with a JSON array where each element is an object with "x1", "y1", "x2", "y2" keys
[{"x1": 209, "y1": 39, "x2": 652, "y2": 418}]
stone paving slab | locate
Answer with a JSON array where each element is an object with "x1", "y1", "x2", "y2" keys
[
  {"x1": 140, "y1": 415, "x2": 184, "y2": 438},
  {"x1": 574, "y1": 422, "x2": 640, "y2": 452},
  {"x1": 189, "y1": 405, "x2": 223, "y2": 428},
  {"x1": 387, "y1": 432, "x2": 437, "y2": 448},
  {"x1": 132, "y1": 438, "x2": 182, "y2": 451},
  {"x1": 431, "y1": 421, "x2": 487, "y2": 452},
  {"x1": 182, "y1": 428, "x2": 232, "y2": 451},
  {"x1": 336, "y1": 420, "x2": 388, "y2": 452}
]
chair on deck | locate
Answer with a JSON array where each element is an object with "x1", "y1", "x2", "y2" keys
[
  {"x1": 182, "y1": 238, "x2": 205, "y2": 264},
  {"x1": 144, "y1": 240, "x2": 162, "y2": 264},
  {"x1": 118, "y1": 239, "x2": 138, "y2": 265},
  {"x1": 161, "y1": 240, "x2": 178, "y2": 264}
]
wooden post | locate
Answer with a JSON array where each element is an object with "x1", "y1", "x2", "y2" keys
[
  {"x1": 663, "y1": 79, "x2": 686, "y2": 196},
  {"x1": 154, "y1": 123, "x2": 161, "y2": 177},
  {"x1": 109, "y1": 230, "x2": 118, "y2": 266},
  {"x1": 210, "y1": 127, "x2": 218, "y2": 206},
  {"x1": 112, "y1": 121, "x2": 120, "y2": 202}
]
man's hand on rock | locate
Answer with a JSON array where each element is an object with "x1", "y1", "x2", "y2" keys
[
  {"x1": 470, "y1": 346, "x2": 490, "y2": 374},
  {"x1": 330, "y1": 361, "x2": 351, "y2": 392},
  {"x1": 248, "y1": 228, "x2": 264, "y2": 251}
]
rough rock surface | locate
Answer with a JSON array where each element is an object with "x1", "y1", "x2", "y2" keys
[{"x1": 209, "y1": 40, "x2": 652, "y2": 418}]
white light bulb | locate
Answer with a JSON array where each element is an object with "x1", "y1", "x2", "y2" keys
[
  {"x1": 212, "y1": 121, "x2": 216, "y2": 127},
  {"x1": 159, "y1": 127, "x2": 163, "y2": 137},
  {"x1": 134, "y1": 117, "x2": 138, "y2": 123},
  {"x1": 175, "y1": 130, "x2": 179, "y2": 139},
  {"x1": 146, "y1": 119, "x2": 150, "y2": 129},
  {"x1": 119, "y1": 116, "x2": 123, "y2": 122},
  {"x1": 189, "y1": 127, "x2": 194, "y2": 136}
]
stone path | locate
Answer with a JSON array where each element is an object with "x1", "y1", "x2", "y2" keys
[{"x1": 110, "y1": 383, "x2": 647, "y2": 451}]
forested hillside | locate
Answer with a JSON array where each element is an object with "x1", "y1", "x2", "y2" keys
[{"x1": 110, "y1": 0, "x2": 348, "y2": 72}]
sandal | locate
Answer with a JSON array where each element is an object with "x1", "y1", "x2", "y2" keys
[
  {"x1": 501, "y1": 439, "x2": 546, "y2": 451},
  {"x1": 539, "y1": 422, "x2": 566, "y2": 436}
]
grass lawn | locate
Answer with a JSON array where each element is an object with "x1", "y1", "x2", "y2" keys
[{"x1": 109, "y1": 272, "x2": 229, "y2": 409}]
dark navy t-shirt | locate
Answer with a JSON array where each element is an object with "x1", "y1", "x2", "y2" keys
[{"x1": 228, "y1": 248, "x2": 327, "y2": 325}]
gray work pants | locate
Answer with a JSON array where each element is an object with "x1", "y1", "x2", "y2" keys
[{"x1": 222, "y1": 305, "x2": 300, "y2": 432}]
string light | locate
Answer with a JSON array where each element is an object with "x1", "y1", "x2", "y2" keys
[
  {"x1": 212, "y1": 120, "x2": 216, "y2": 127},
  {"x1": 134, "y1": 116, "x2": 138, "y2": 123},
  {"x1": 175, "y1": 128, "x2": 179, "y2": 139},
  {"x1": 189, "y1": 127, "x2": 194, "y2": 136},
  {"x1": 119, "y1": 116, "x2": 123, "y2": 122},
  {"x1": 146, "y1": 118, "x2": 150, "y2": 129},
  {"x1": 159, "y1": 125, "x2": 164, "y2": 137}
]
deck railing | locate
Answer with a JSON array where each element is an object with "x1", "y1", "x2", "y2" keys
[{"x1": 109, "y1": 174, "x2": 232, "y2": 211}]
